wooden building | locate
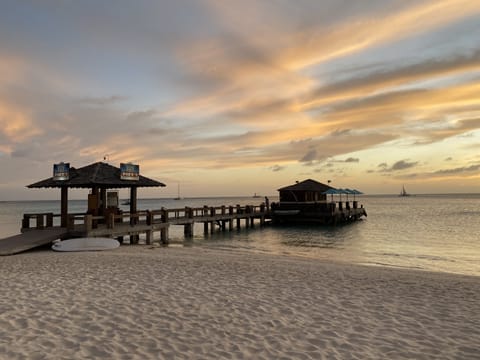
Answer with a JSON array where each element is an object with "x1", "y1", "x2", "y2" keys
[
  {"x1": 27, "y1": 161, "x2": 165, "y2": 228},
  {"x1": 272, "y1": 179, "x2": 367, "y2": 225},
  {"x1": 278, "y1": 179, "x2": 333, "y2": 203}
]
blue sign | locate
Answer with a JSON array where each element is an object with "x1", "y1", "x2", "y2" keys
[
  {"x1": 53, "y1": 162, "x2": 70, "y2": 181},
  {"x1": 120, "y1": 163, "x2": 139, "y2": 181}
]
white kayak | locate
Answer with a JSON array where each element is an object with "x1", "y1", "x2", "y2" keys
[{"x1": 52, "y1": 237, "x2": 120, "y2": 252}]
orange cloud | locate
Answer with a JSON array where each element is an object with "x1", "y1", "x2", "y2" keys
[
  {"x1": 281, "y1": 0, "x2": 480, "y2": 70},
  {"x1": 0, "y1": 102, "x2": 42, "y2": 143}
]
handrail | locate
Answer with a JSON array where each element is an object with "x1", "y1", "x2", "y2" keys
[{"x1": 21, "y1": 203, "x2": 269, "y2": 230}]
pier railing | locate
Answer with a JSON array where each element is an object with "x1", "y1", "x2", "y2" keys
[{"x1": 21, "y1": 204, "x2": 268, "y2": 233}]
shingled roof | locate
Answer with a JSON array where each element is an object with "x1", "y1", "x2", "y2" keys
[
  {"x1": 278, "y1": 179, "x2": 334, "y2": 193},
  {"x1": 27, "y1": 162, "x2": 165, "y2": 189}
]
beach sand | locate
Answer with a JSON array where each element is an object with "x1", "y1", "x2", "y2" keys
[{"x1": 1, "y1": 246, "x2": 479, "y2": 360}]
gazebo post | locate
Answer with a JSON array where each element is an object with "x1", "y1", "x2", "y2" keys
[
  {"x1": 100, "y1": 187, "x2": 107, "y2": 216},
  {"x1": 61, "y1": 186, "x2": 68, "y2": 228},
  {"x1": 130, "y1": 186, "x2": 138, "y2": 243},
  {"x1": 130, "y1": 186, "x2": 137, "y2": 218}
]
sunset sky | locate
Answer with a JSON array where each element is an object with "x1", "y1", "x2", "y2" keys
[{"x1": 1, "y1": 0, "x2": 480, "y2": 200}]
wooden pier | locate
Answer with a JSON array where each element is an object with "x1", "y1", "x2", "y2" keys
[
  {"x1": 5, "y1": 203, "x2": 270, "y2": 253},
  {"x1": 1, "y1": 163, "x2": 366, "y2": 256},
  {"x1": 1, "y1": 199, "x2": 366, "y2": 255}
]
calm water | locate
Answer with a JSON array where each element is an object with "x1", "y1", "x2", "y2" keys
[{"x1": 1, "y1": 194, "x2": 479, "y2": 277}]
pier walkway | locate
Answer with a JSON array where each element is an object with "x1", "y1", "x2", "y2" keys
[
  {"x1": 1, "y1": 203, "x2": 269, "y2": 255},
  {"x1": 0, "y1": 228, "x2": 69, "y2": 256}
]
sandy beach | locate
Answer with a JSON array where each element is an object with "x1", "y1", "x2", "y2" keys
[{"x1": 1, "y1": 246, "x2": 479, "y2": 360}]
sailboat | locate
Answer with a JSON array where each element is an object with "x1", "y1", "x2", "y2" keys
[
  {"x1": 173, "y1": 183, "x2": 181, "y2": 200},
  {"x1": 399, "y1": 185, "x2": 410, "y2": 197}
]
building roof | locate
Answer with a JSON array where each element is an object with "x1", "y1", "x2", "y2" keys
[
  {"x1": 27, "y1": 162, "x2": 166, "y2": 189},
  {"x1": 278, "y1": 179, "x2": 334, "y2": 193}
]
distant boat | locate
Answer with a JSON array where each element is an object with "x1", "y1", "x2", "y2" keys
[
  {"x1": 399, "y1": 185, "x2": 410, "y2": 197},
  {"x1": 174, "y1": 183, "x2": 182, "y2": 200},
  {"x1": 121, "y1": 199, "x2": 130, "y2": 205},
  {"x1": 253, "y1": 193, "x2": 261, "y2": 198}
]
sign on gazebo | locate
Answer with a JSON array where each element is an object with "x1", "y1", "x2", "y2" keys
[
  {"x1": 120, "y1": 163, "x2": 139, "y2": 181},
  {"x1": 53, "y1": 162, "x2": 70, "y2": 181}
]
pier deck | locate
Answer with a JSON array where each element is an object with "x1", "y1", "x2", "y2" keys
[
  {"x1": 0, "y1": 228, "x2": 69, "y2": 256},
  {"x1": 1, "y1": 203, "x2": 269, "y2": 255},
  {"x1": 2, "y1": 199, "x2": 365, "y2": 255}
]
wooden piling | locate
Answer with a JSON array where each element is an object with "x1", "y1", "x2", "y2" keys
[
  {"x1": 160, "y1": 227, "x2": 169, "y2": 245},
  {"x1": 184, "y1": 223, "x2": 193, "y2": 237}
]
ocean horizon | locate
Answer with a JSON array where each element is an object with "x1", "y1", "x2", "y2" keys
[{"x1": 1, "y1": 193, "x2": 480, "y2": 277}]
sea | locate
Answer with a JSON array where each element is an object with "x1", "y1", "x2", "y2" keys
[{"x1": 1, "y1": 194, "x2": 479, "y2": 277}]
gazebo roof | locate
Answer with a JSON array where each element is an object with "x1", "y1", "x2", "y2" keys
[
  {"x1": 278, "y1": 179, "x2": 334, "y2": 193},
  {"x1": 27, "y1": 162, "x2": 166, "y2": 189}
]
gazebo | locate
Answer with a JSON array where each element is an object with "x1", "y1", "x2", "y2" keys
[
  {"x1": 27, "y1": 162, "x2": 165, "y2": 228},
  {"x1": 277, "y1": 179, "x2": 334, "y2": 203}
]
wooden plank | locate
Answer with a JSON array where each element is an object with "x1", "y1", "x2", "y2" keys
[{"x1": 0, "y1": 228, "x2": 68, "y2": 256}]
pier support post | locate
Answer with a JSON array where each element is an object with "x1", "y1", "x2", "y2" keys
[
  {"x1": 84, "y1": 214, "x2": 93, "y2": 233},
  {"x1": 184, "y1": 223, "x2": 193, "y2": 238},
  {"x1": 160, "y1": 227, "x2": 169, "y2": 245},
  {"x1": 22, "y1": 215, "x2": 30, "y2": 230},
  {"x1": 236, "y1": 205, "x2": 241, "y2": 229},
  {"x1": 107, "y1": 213, "x2": 115, "y2": 229},
  {"x1": 36, "y1": 214, "x2": 44, "y2": 229},
  {"x1": 46, "y1": 213, "x2": 53, "y2": 228},
  {"x1": 160, "y1": 208, "x2": 169, "y2": 245},
  {"x1": 67, "y1": 215, "x2": 75, "y2": 231}
]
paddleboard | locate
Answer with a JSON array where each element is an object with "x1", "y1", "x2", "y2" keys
[{"x1": 52, "y1": 237, "x2": 120, "y2": 252}]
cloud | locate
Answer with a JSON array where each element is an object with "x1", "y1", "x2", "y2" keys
[
  {"x1": 378, "y1": 160, "x2": 419, "y2": 172},
  {"x1": 395, "y1": 162, "x2": 480, "y2": 180},
  {"x1": 300, "y1": 149, "x2": 317, "y2": 162},
  {"x1": 2, "y1": 0, "x2": 480, "y2": 198},
  {"x1": 431, "y1": 164, "x2": 480, "y2": 176},
  {"x1": 391, "y1": 160, "x2": 418, "y2": 171},
  {"x1": 79, "y1": 96, "x2": 127, "y2": 106},
  {"x1": 302, "y1": 48, "x2": 480, "y2": 110},
  {"x1": 270, "y1": 164, "x2": 285, "y2": 172},
  {"x1": 0, "y1": 101, "x2": 42, "y2": 143}
]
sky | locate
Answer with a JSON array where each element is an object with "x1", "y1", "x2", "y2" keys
[{"x1": 1, "y1": 0, "x2": 480, "y2": 200}]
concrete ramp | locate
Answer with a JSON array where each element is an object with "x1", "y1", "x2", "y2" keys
[{"x1": 0, "y1": 228, "x2": 69, "y2": 256}]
